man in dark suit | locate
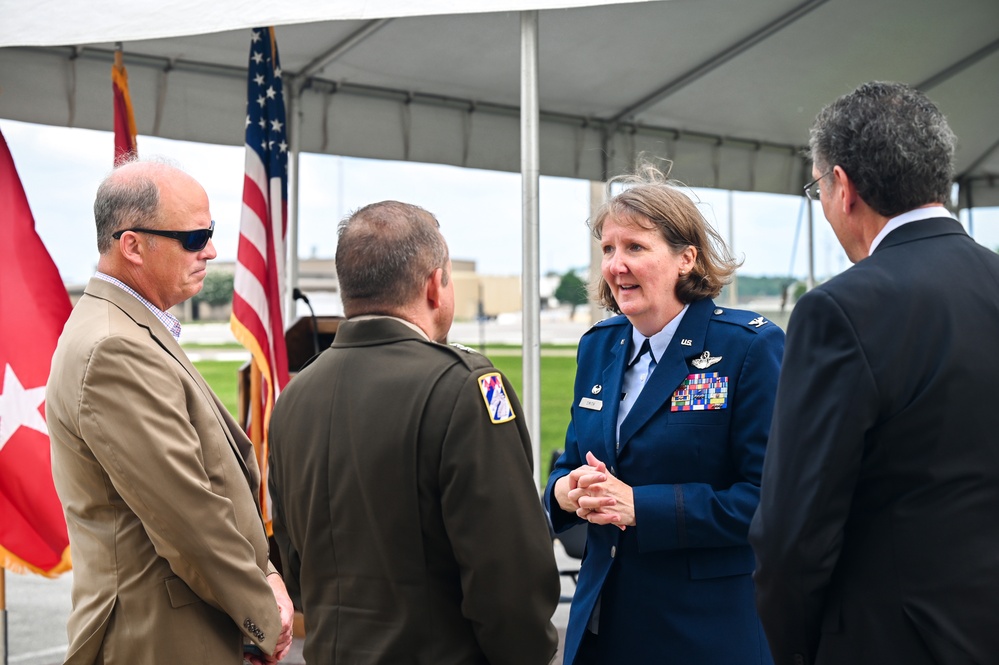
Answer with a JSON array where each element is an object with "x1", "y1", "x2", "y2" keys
[
  {"x1": 268, "y1": 201, "x2": 560, "y2": 665},
  {"x1": 749, "y1": 81, "x2": 999, "y2": 665}
]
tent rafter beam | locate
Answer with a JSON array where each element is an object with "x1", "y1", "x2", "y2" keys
[
  {"x1": 917, "y1": 37, "x2": 999, "y2": 92},
  {"x1": 18, "y1": 44, "x2": 809, "y2": 166},
  {"x1": 606, "y1": 0, "x2": 831, "y2": 127},
  {"x1": 293, "y1": 19, "x2": 392, "y2": 84},
  {"x1": 958, "y1": 137, "x2": 999, "y2": 182}
]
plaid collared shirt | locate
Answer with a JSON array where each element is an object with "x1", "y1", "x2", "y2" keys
[{"x1": 95, "y1": 272, "x2": 183, "y2": 341}]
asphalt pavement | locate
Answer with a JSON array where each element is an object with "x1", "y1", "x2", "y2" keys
[{"x1": 3, "y1": 541, "x2": 576, "y2": 665}]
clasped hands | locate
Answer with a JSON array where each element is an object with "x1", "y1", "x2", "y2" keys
[
  {"x1": 244, "y1": 573, "x2": 295, "y2": 665},
  {"x1": 555, "y1": 451, "x2": 635, "y2": 529}
]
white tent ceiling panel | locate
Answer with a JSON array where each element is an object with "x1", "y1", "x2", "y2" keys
[
  {"x1": 1, "y1": 0, "x2": 996, "y2": 204},
  {"x1": 0, "y1": 0, "x2": 655, "y2": 47},
  {"x1": 601, "y1": 132, "x2": 803, "y2": 194}
]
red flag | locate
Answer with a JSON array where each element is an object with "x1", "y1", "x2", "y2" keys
[
  {"x1": 112, "y1": 48, "x2": 138, "y2": 165},
  {"x1": 0, "y1": 128, "x2": 72, "y2": 576},
  {"x1": 230, "y1": 27, "x2": 290, "y2": 533}
]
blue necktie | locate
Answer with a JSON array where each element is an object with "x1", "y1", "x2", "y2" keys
[{"x1": 628, "y1": 338, "x2": 654, "y2": 369}]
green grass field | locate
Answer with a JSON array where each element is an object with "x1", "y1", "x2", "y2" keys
[
  {"x1": 194, "y1": 349, "x2": 578, "y2": 481},
  {"x1": 488, "y1": 354, "x2": 576, "y2": 478},
  {"x1": 194, "y1": 360, "x2": 243, "y2": 417}
]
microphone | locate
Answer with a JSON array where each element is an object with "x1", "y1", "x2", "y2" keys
[{"x1": 292, "y1": 287, "x2": 320, "y2": 356}]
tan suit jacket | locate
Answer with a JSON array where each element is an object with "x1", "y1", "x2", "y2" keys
[{"x1": 47, "y1": 278, "x2": 280, "y2": 664}]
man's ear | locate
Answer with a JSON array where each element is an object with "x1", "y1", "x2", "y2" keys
[
  {"x1": 833, "y1": 165, "x2": 858, "y2": 214},
  {"x1": 426, "y1": 267, "x2": 444, "y2": 310},
  {"x1": 116, "y1": 231, "x2": 146, "y2": 267}
]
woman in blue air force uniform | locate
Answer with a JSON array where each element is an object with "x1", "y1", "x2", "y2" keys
[{"x1": 545, "y1": 165, "x2": 784, "y2": 665}]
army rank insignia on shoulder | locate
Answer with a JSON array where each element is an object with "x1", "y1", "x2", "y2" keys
[{"x1": 478, "y1": 372, "x2": 516, "y2": 424}]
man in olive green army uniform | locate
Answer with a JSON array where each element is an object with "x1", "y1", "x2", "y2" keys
[{"x1": 269, "y1": 200, "x2": 559, "y2": 665}]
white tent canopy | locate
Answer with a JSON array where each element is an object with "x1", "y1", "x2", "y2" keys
[{"x1": 2, "y1": 0, "x2": 997, "y2": 206}]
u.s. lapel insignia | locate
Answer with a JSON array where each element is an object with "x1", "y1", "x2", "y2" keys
[
  {"x1": 748, "y1": 316, "x2": 767, "y2": 328},
  {"x1": 680, "y1": 338, "x2": 693, "y2": 346},
  {"x1": 691, "y1": 350, "x2": 722, "y2": 369},
  {"x1": 478, "y1": 372, "x2": 516, "y2": 424},
  {"x1": 591, "y1": 384, "x2": 602, "y2": 395}
]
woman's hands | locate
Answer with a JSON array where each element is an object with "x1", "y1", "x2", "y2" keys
[{"x1": 554, "y1": 451, "x2": 635, "y2": 529}]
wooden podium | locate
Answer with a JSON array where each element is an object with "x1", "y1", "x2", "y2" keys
[{"x1": 237, "y1": 315, "x2": 343, "y2": 430}]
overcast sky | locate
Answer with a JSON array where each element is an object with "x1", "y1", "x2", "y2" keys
[{"x1": 4, "y1": 117, "x2": 997, "y2": 286}]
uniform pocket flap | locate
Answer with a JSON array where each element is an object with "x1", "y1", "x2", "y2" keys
[{"x1": 164, "y1": 576, "x2": 202, "y2": 608}]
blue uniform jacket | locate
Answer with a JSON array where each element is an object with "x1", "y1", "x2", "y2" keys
[{"x1": 545, "y1": 297, "x2": 783, "y2": 664}]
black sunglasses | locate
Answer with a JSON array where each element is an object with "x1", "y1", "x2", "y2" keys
[{"x1": 112, "y1": 220, "x2": 215, "y2": 251}]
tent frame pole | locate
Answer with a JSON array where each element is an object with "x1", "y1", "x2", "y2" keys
[
  {"x1": 287, "y1": 78, "x2": 302, "y2": 325},
  {"x1": 1, "y1": 567, "x2": 7, "y2": 665},
  {"x1": 520, "y1": 11, "x2": 542, "y2": 489}
]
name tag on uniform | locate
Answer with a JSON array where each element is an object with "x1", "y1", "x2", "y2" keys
[
  {"x1": 579, "y1": 397, "x2": 603, "y2": 411},
  {"x1": 671, "y1": 372, "x2": 728, "y2": 411}
]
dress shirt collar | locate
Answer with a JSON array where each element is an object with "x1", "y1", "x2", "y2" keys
[
  {"x1": 351, "y1": 314, "x2": 430, "y2": 341},
  {"x1": 627, "y1": 303, "x2": 689, "y2": 364},
  {"x1": 95, "y1": 272, "x2": 183, "y2": 340},
  {"x1": 869, "y1": 205, "x2": 955, "y2": 255}
]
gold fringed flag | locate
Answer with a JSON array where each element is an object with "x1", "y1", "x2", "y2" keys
[
  {"x1": 112, "y1": 47, "x2": 138, "y2": 165},
  {"x1": 0, "y1": 128, "x2": 72, "y2": 577}
]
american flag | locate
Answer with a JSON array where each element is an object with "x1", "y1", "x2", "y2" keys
[{"x1": 230, "y1": 27, "x2": 290, "y2": 531}]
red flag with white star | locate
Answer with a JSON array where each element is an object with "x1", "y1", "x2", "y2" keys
[{"x1": 0, "y1": 128, "x2": 72, "y2": 576}]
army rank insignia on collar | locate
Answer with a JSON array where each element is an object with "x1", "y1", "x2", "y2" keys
[{"x1": 478, "y1": 372, "x2": 516, "y2": 424}]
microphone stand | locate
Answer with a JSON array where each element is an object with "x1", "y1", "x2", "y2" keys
[{"x1": 293, "y1": 288, "x2": 320, "y2": 356}]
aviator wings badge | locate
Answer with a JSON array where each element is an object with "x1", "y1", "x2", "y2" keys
[{"x1": 691, "y1": 350, "x2": 723, "y2": 369}]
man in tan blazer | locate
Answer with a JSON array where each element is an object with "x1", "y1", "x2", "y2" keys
[{"x1": 46, "y1": 160, "x2": 294, "y2": 664}]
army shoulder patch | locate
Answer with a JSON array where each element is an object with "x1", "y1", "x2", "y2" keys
[{"x1": 478, "y1": 372, "x2": 516, "y2": 424}]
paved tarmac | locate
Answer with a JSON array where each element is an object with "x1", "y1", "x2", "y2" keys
[
  {"x1": 3, "y1": 540, "x2": 576, "y2": 664},
  {"x1": 181, "y1": 315, "x2": 592, "y2": 351}
]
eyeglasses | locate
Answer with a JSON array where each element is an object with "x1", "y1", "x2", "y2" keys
[
  {"x1": 803, "y1": 169, "x2": 833, "y2": 201},
  {"x1": 112, "y1": 220, "x2": 215, "y2": 251}
]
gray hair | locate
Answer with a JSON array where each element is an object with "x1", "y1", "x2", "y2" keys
[
  {"x1": 93, "y1": 157, "x2": 184, "y2": 254},
  {"x1": 335, "y1": 201, "x2": 449, "y2": 317},
  {"x1": 809, "y1": 81, "x2": 956, "y2": 217}
]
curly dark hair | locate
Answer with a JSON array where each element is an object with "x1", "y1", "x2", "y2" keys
[{"x1": 809, "y1": 81, "x2": 956, "y2": 217}]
